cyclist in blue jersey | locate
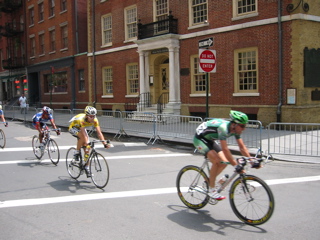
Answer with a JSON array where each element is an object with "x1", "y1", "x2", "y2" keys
[
  {"x1": 0, "y1": 105, "x2": 8, "y2": 127},
  {"x1": 32, "y1": 106, "x2": 60, "y2": 149},
  {"x1": 193, "y1": 110, "x2": 251, "y2": 200}
]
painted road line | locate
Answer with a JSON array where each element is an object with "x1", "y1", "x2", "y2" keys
[
  {"x1": 0, "y1": 153, "x2": 193, "y2": 165},
  {"x1": 0, "y1": 143, "x2": 145, "y2": 152},
  {"x1": 0, "y1": 175, "x2": 320, "y2": 209}
]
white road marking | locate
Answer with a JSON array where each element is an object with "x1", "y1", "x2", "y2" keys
[
  {"x1": 0, "y1": 153, "x2": 193, "y2": 164},
  {"x1": 0, "y1": 176, "x2": 319, "y2": 209}
]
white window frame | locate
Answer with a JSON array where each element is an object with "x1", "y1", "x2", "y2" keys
[
  {"x1": 124, "y1": 5, "x2": 137, "y2": 42},
  {"x1": 102, "y1": 67, "x2": 113, "y2": 96},
  {"x1": 232, "y1": 0, "x2": 258, "y2": 21},
  {"x1": 190, "y1": 54, "x2": 208, "y2": 96},
  {"x1": 188, "y1": 0, "x2": 208, "y2": 29},
  {"x1": 101, "y1": 14, "x2": 112, "y2": 47},
  {"x1": 233, "y1": 47, "x2": 259, "y2": 96},
  {"x1": 126, "y1": 63, "x2": 139, "y2": 95}
]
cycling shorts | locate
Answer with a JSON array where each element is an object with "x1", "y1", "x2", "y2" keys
[
  {"x1": 193, "y1": 134, "x2": 222, "y2": 156},
  {"x1": 69, "y1": 127, "x2": 80, "y2": 138}
]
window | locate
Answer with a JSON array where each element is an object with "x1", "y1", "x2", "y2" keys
[
  {"x1": 30, "y1": 36, "x2": 35, "y2": 57},
  {"x1": 79, "y1": 69, "x2": 85, "y2": 91},
  {"x1": 49, "y1": 29, "x2": 56, "y2": 52},
  {"x1": 103, "y1": 67, "x2": 113, "y2": 95},
  {"x1": 190, "y1": 0, "x2": 207, "y2": 26},
  {"x1": 45, "y1": 71, "x2": 67, "y2": 93},
  {"x1": 191, "y1": 55, "x2": 206, "y2": 93},
  {"x1": 234, "y1": 47, "x2": 258, "y2": 92},
  {"x1": 155, "y1": 0, "x2": 168, "y2": 21},
  {"x1": 49, "y1": 0, "x2": 55, "y2": 17},
  {"x1": 125, "y1": 6, "x2": 137, "y2": 40},
  {"x1": 29, "y1": 7, "x2": 34, "y2": 26},
  {"x1": 233, "y1": 0, "x2": 257, "y2": 18},
  {"x1": 38, "y1": 2, "x2": 44, "y2": 22},
  {"x1": 102, "y1": 14, "x2": 112, "y2": 46},
  {"x1": 154, "y1": 0, "x2": 169, "y2": 33},
  {"x1": 304, "y1": 47, "x2": 320, "y2": 87},
  {"x1": 39, "y1": 33, "x2": 45, "y2": 55},
  {"x1": 61, "y1": 0, "x2": 67, "y2": 12},
  {"x1": 127, "y1": 63, "x2": 139, "y2": 94},
  {"x1": 61, "y1": 25, "x2": 68, "y2": 49}
]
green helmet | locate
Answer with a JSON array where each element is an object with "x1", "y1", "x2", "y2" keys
[{"x1": 229, "y1": 110, "x2": 249, "y2": 124}]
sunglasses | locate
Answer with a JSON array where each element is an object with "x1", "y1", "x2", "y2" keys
[
  {"x1": 87, "y1": 115, "x2": 95, "y2": 118},
  {"x1": 238, "y1": 124, "x2": 246, "y2": 129}
]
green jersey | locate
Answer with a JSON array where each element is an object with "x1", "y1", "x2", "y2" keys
[{"x1": 195, "y1": 118, "x2": 241, "y2": 141}]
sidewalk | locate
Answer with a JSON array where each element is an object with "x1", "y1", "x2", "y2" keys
[{"x1": 6, "y1": 111, "x2": 320, "y2": 164}]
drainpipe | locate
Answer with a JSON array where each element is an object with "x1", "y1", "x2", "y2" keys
[
  {"x1": 277, "y1": 0, "x2": 283, "y2": 122},
  {"x1": 92, "y1": 0, "x2": 97, "y2": 107}
]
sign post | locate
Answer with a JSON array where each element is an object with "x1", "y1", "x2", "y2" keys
[{"x1": 198, "y1": 48, "x2": 216, "y2": 118}]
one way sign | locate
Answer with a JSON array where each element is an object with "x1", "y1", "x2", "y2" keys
[{"x1": 198, "y1": 37, "x2": 214, "y2": 48}]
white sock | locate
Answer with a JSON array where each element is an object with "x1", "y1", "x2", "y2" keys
[
  {"x1": 74, "y1": 150, "x2": 79, "y2": 155},
  {"x1": 209, "y1": 187, "x2": 216, "y2": 193}
]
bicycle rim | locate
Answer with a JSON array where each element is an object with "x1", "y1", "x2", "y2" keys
[
  {"x1": 229, "y1": 175, "x2": 275, "y2": 225},
  {"x1": 32, "y1": 135, "x2": 43, "y2": 159},
  {"x1": 66, "y1": 147, "x2": 81, "y2": 179},
  {"x1": 90, "y1": 153, "x2": 109, "y2": 189},
  {"x1": 0, "y1": 129, "x2": 6, "y2": 148},
  {"x1": 176, "y1": 165, "x2": 210, "y2": 209},
  {"x1": 47, "y1": 139, "x2": 60, "y2": 165}
]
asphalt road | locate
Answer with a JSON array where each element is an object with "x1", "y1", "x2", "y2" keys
[{"x1": 0, "y1": 121, "x2": 320, "y2": 240}]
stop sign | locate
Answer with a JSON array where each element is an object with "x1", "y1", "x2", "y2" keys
[{"x1": 199, "y1": 49, "x2": 216, "y2": 73}]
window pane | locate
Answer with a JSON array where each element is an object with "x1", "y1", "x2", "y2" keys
[{"x1": 237, "y1": 50, "x2": 257, "y2": 91}]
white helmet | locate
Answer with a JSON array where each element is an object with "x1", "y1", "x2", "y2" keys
[{"x1": 84, "y1": 106, "x2": 97, "y2": 115}]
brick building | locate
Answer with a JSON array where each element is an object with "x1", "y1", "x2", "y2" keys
[
  {"x1": 88, "y1": 0, "x2": 320, "y2": 125},
  {"x1": 0, "y1": 0, "x2": 25, "y2": 103},
  {"x1": 25, "y1": 0, "x2": 88, "y2": 109},
  {"x1": 1, "y1": 0, "x2": 319, "y2": 125}
]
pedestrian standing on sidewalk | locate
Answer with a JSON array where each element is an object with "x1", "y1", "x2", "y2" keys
[{"x1": 19, "y1": 93, "x2": 27, "y2": 114}]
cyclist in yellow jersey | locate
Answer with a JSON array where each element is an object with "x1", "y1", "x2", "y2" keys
[{"x1": 68, "y1": 106, "x2": 110, "y2": 177}]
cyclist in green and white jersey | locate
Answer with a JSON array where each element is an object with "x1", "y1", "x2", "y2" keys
[{"x1": 193, "y1": 110, "x2": 251, "y2": 200}]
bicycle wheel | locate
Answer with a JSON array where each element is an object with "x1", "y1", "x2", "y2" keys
[
  {"x1": 90, "y1": 153, "x2": 109, "y2": 189},
  {"x1": 66, "y1": 147, "x2": 81, "y2": 179},
  {"x1": 176, "y1": 165, "x2": 210, "y2": 209},
  {"x1": 0, "y1": 129, "x2": 6, "y2": 148},
  {"x1": 47, "y1": 139, "x2": 60, "y2": 165},
  {"x1": 32, "y1": 135, "x2": 44, "y2": 159},
  {"x1": 229, "y1": 175, "x2": 275, "y2": 225}
]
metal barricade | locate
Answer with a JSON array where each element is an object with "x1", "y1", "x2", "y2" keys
[
  {"x1": 267, "y1": 122, "x2": 320, "y2": 157},
  {"x1": 115, "y1": 111, "x2": 156, "y2": 140},
  {"x1": 153, "y1": 114, "x2": 203, "y2": 145}
]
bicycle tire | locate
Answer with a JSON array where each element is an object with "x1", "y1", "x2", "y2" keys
[
  {"x1": 0, "y1": 129, "x2": 6, "y2": 148},
  {"x1": 32, "y1": 135, "x2": 44, "y2": 159},
  {"x1": 47, "y1": 139, "x2": 60, "y2": 165},
  {"x1": 229, "y1": 174, "x2": 275, "y2": 225},
  {"x1": 66, "y1": 147, "x2": 81, "y2": 179},
  {"x1": 176, "y1": 165, "x2": 210, "y2": 209},
  {"x1": 90, "y1": 152, "x2": 109, "y2": 189}
]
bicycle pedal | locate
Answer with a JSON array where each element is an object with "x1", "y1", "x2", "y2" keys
[{"x1": 209, "y1": 199, "x2": 219, "y2": 205}]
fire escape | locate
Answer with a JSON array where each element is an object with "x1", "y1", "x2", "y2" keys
[
  {"x1": 0, "y1": 0, "x2": 25, "y2": 99},
  {"x1": 0, "y1": 0, "x2": 25, "y2": 72}
]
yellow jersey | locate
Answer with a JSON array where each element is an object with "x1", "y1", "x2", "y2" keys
[{"x1": 68, "y1": 113, "x2": 99, "y2": 130}]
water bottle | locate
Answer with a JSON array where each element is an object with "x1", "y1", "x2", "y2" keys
[{"x1": 217, "y1": 174, "x2": 229, "y2": 189}]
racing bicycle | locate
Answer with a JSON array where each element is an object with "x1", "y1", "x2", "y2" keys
[
  {"x1": 0, "y1": 122, "x2": 7, "y2": 148},
  {"x1": 32, "y1": 125, "x2": 61, "y2": 165},
  {"x1": 176, "y1": 156, "x2": 275, "y2": 225},
  {"x1": 66, "y1": 140, "x2": 110, "y2": 189}
]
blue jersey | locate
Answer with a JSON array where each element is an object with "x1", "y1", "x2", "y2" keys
[
  {"x1": 0, "y1": 110, "x2": 3, "y2": 116},
  {"x1": 32, "y1": 112, "x2": 53, "y2": 125}
]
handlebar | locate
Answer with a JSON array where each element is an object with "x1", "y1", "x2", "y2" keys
[{"x1": 237, "y1": 157, "x2": 264, "y2": 168}]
